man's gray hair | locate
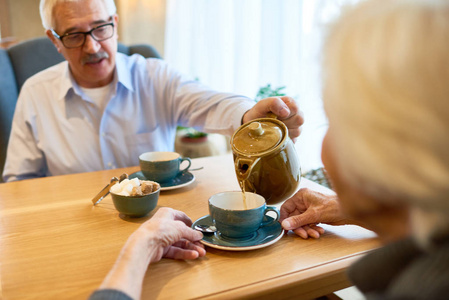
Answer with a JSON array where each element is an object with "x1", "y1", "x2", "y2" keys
[
  {"x1": 322, "y1": 0, "x2": 449, "y2": 248},
  {"x1": 39, "y1": 0, "x2": 117, "y2": 30}
]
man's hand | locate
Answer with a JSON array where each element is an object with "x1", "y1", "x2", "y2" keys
[
  {"x1": 242, "y1": 96, "x2": 304, "y2": 142},
  {"x1": 280, "y1": 188, "x2": 346, "y2": 239}
]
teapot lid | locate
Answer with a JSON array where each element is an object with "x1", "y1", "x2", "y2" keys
[{"x1": 232, "y1": 119, "x2": 284, "y2": 154}]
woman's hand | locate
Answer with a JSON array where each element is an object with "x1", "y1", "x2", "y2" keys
[
  {"x1": 96, "y1": 208, "x2": 205, "y2": 300},
  {"x1": 139, "y1": 207, "x2": 206, "y2": 263},
  {"x1": 280, "y1": 188, "x2": 346, "y2": 239}
]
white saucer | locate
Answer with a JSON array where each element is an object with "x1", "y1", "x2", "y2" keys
[
  {"x1": 192, "y1": 215, "x2": 284, "y2": 251},
  {"x1": 129, "y1": 171, "x2": 195, "y2": 191}
]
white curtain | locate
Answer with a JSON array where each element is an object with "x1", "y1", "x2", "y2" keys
[{"x1": 165, "y1": 0, "x2": 359, "y2": 172}]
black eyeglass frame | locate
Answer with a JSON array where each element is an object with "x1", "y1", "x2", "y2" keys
[{"x1": 51, "y1": 21, "x2": 115, "y2": 49}]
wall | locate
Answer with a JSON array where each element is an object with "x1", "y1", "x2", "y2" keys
[
  {"x1": 6, "y1": 0, "x2": 44, "y2": 40},
  {"x1": 0, "y1": 0, "x2": 12, "y2": 39},
  {"x1": 117, "y1": 0, "x2": 166, "y2": 56}
]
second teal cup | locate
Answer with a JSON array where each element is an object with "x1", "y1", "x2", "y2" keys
[
  {"x1": 139, "y1": 151, "x2": 191, "y2": 183},
  {"x1": 208, "y1": 191, "x2": 280, "y2": 239}
]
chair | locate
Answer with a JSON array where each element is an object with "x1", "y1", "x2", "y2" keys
[{"x1": 0, "y1": 36, "x2": 161, "y2": 182}]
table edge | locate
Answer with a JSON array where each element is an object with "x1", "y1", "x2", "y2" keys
[{"x1": 196, "y1": 251, "x2": 371, "y2": 300}]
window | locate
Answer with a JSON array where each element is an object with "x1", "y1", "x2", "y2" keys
[{"x1": 165, "y1": 0, "x2": 359, "y2": 172}]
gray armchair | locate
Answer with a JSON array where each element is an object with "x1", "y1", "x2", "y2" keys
[{"x1": 0, "y1": 37, "x2": 161, "y2": 182}]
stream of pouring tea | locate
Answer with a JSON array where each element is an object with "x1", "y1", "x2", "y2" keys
[{"x1": 240, "y1": 180, "x2": 248, "y2": 210}]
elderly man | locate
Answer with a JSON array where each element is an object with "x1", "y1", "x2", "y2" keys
[{"x1": 2, "y1": 0, "x2": 303, "y2": 182}]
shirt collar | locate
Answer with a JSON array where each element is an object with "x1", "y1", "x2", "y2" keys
[{"x1": 58, "y1": 52, "x2": 135, "y2": 101}]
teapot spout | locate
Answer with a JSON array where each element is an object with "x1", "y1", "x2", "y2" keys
[{"x1": 234, "y1": 157, "x2": 260, "y2": 181}]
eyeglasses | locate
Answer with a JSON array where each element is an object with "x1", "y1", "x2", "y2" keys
[{"x1": 51, "y1": 22, "x2": 115, "y2": 49}]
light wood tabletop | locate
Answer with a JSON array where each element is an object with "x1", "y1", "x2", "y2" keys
[{"x1": 0, "y1": 154, "x2": 380, "y2": 300}]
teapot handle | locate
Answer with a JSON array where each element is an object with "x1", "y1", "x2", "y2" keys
[{"x1": 235, "y1": 157, "x2": 260, "y2": 181}]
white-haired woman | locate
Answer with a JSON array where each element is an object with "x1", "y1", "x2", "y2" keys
[{"x1": 280, "y1": 0, "x2": 449, "y2": 299}]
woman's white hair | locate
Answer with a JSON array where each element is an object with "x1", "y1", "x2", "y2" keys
[
  {"x1": 322, "y1": 0, "x2": 449, "y2": 248},
  {"x1": 39, "y1": 0, "x2": 117, "y2": 30}
]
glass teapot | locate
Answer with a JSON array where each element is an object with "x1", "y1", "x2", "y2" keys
[{"x1": 231, "y1": 114, "x2": 301, "y2": 205}]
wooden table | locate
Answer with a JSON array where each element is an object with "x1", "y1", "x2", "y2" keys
[{"x1": 0, "y1": 154, "x2": 380, "y2": 300}]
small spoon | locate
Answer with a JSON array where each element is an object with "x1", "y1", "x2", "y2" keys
[
  {"x1": 194, "y1": 224, "x2": 217, "y2": 233},
  {"x1": 91, "y1": 176, "x2": 119, "y2": 206},
  {"x1": 189, "y1": 166, "x2": 204, "y2": 171}
]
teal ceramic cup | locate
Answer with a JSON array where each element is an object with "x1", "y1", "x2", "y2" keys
[
  {"x1": 139, "y1": 152, "x2": 191, "y2": 183},
  {"x1": 208, "y1": 191, "x2": 280, "y2": 239}
]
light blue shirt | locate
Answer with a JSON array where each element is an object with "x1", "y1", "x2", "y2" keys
[{"x1": 3, "y1": 53, "x2": 253, "y2": 182}]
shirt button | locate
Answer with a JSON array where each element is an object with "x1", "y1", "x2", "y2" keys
[
  {"x1": 101, "y1": 132, "x2": 106, "y2": 137},
  {"x1": 107, "y1": 162, "x2": 112, "y2": 167}
]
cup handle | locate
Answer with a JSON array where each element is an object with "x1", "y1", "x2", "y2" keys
[
  {"x1": 179, "y1": 157, "x2": 192, "y2": 172},
  {"x1": 261, "y1": 206, "x2": 280, "y2": 227}
]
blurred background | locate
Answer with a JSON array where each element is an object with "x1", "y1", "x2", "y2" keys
[{"x1": 0, "y1": 0, "x2": 358, "y2": 174}]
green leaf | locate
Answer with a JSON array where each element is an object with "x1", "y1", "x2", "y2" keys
[{"x1": 255, "y1": 84, "x2": 286, "y2": 102}]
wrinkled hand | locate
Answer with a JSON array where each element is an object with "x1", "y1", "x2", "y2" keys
[
  {"x1": 136, "y1": 207, "x2": 206, "y2": 263},
  {"x1": 96, "y1": 208, "x2": 206, "y2": 299},
  {"x1": 280, "y1": 188, "x2": 345, "y2": 239},
  {"x1": 242, "y1": 96, "x2": 304, "y2": 142}
]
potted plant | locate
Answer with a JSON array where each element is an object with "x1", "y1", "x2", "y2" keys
[{"x1": 177, "y1": 126, "x2": 208, "y2": 143}]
